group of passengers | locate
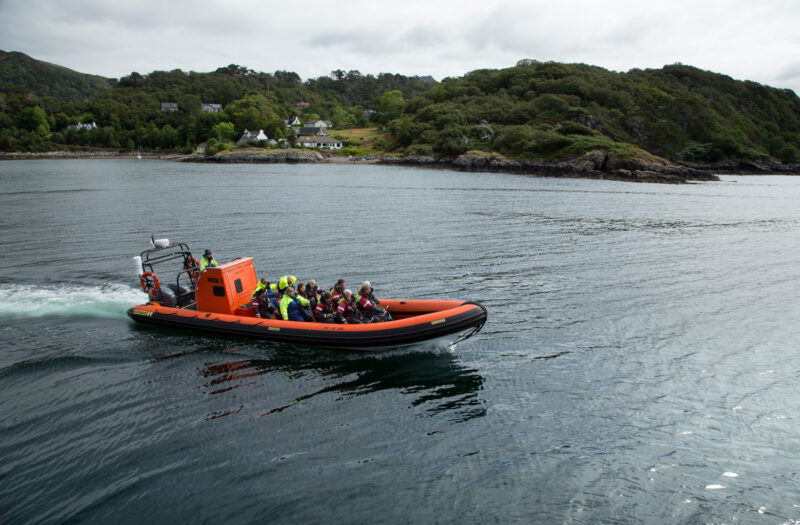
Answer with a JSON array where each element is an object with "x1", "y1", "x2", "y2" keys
[{"x1": 250, "y1": 275, "x2": 389, "y2": 324}]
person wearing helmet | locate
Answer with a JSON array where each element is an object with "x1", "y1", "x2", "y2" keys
[{"x1": 199, "y1": 249, "x2": 218, "y2": 271}]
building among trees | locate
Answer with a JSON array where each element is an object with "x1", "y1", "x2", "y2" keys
[
  {"x1": 236, "y1": 129, "x2": 269, "y2": 145},
  {"x1": 295, "y1": 135, "x2": 342, "y2": 150}
]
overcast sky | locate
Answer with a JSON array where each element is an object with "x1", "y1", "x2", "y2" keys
[{"x1": 2, "y1": 0, "x2": 799, "y2": 93}]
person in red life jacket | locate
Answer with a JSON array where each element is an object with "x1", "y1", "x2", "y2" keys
[
  {"x1": 305, "y1": 280, "x2": 321, "y2": 310},
  {"x1": 334, "y1": 289, "x2": 363, "y2": 324},
  {"x1": 314, "y1": 291, "x2": 335, "y2": 323},
  {"x1": 330, "y1": 278, "x2": 346, "y2": 303},
  {"x1": 250, "y1": 288, "x2": 276, "y2": 318},
  {"x1": 355, "y1": 281, "x2": 388, "y2": 322}
]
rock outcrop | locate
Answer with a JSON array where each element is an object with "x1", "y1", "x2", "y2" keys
[
  {"x1": 445, "y1": 150, "x2": 718, "y2": 184},
  {"x1": 183, "y1": 150, "x2": 324, "y2": 163}
]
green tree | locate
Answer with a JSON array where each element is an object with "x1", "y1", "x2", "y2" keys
[
  {"x1": 209, "y1": 121, "x2": 236, "y2": 142},
  {"x1": 779, "y1": 144, "x2": 799, "y2": 163},
  {"x1": 375, "y1": 90, "x2": 405, "y2": 124},
  {"x1": 17, "y1": 106, "x2": 50, "y2": 135}
]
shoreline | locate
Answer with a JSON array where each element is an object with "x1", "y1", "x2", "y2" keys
[
  {"x1": 0, "y1": 151, "x2": 188, "y2": 161},
  {"x1": 3, "y1": 149, "x2": 799, "y2": 183}
]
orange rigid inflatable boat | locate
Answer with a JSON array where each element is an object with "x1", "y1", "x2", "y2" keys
[{"x1": 127, "y1": 239, "x2": 487, "y2": 350}]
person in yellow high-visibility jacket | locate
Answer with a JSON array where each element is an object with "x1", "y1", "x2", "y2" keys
[
  {"x1": 252, "y1": 278, "x2": 270, "y2": 298},
  {"x1": 270, "y1": 275, "x2": 296, "y2": 294},
  {"x1": 199, "y1": 249, "x2": 218, "y2": 271},
  {"x1": 279, "y1": 286, "x2": 311, "y2": 321}
]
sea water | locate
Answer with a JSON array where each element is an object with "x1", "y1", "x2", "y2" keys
[{"x1": 1, "y1": 160, "x2": 800, "y2": 523}]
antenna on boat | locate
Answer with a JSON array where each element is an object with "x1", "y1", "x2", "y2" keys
[{"x1": 150, "y1": 234, "x2": 156, "y2": 248}]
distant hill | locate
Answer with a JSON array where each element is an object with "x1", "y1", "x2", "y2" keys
[
  {"x1": 1, "y1": 52, "x2": 799, "y2": 172},
  {"x1": 0, "y1": 50, "x2": 112, "y2": 102},
  {"x1": 384, "y1": 60, "x2": 800, "y2": 165}
]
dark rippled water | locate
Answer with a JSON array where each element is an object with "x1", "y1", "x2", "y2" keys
[{"x1": 2, "y1": 160, "x2": 800, "y2": 523}]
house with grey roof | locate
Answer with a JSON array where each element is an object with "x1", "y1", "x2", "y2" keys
[
  {"x1": 305, "y1": 119, "x2": 332, "y2": 129},
  {"x1": 237, "y1": 129, "x2": 269, "y2": 145},
  {"x1": 297, "y1": 126, "x2": 329, "y2": 136},
  {"x1": 201, "y1": 103, "x2": 222, "y2": 113},
  {"x1": 295, "y1": 135, "x2": 343, "y2": 150}
]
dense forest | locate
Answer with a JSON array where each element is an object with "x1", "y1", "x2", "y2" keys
[{"x1": 2, "y1": 51, "x2": 800, "y2": 166}]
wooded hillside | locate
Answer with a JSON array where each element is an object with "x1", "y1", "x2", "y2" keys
[{"x1": 1, "y1": 52, "x2": 799, "y2": 167}]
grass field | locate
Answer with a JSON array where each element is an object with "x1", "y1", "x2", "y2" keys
[{"x1": 329, "y1": 127, "x2": 387, "y2": 154}]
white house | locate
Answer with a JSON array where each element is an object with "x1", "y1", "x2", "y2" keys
[
  {"x1": 295, "y1": 135, "x2": 343, "y2": 150},
  {"x1": 286, "y1": 116, "x2": 302, "y2": 127},
  {"x1": 297, "y1": 126, "x2": 329, "y2": 136},
  {"x1": 161, "y1": 102, "x2": 179, "y2": 112},
  {"x1": 201, "y1": 103, "x2": 222, "y2": 113},
  {"x1": 237, "y1": 129, "x2": 269, "y2": 145},
  {"x1": 305, "y1": 119, "x2": 332, "y2": 129},
  {"x1": 67, "y1": 121, "x2": 98, "y2": 131}
]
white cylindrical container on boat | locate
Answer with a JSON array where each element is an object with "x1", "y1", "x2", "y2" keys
[
  {"x1": 132, "y1": 256, "x2": 143, "y2": 277},
  {"x1": 153, "y1": 238, "x2": 169, "y2": 248}
]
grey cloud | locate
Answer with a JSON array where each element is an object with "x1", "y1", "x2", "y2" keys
[
  {"x1": 778, "y1": 63, "x2": 800, "y2": 82},
  {"x1": 305, "y1": 23, "x2": 446, "y2": 56}
]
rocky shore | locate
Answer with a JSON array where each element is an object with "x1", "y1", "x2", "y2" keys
[
  {"x1": 9, "y1": 148, "x2": 800, "y2": 183},
  {"x1": 182, "y1": 148, "x2": 721, "y2": 184},
  {"x1": 0, "y1": 150, "x2": 186, "y2": 160}
]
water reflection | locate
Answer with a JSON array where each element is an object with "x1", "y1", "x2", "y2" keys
[{"x1": 196, "y1": 348, "x2": 486, "y2": 423}]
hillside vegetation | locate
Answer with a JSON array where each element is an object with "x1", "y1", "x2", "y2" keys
[
  {"x1": 1, "y1": 53, "x2": 799, "y2": 168},
  {"x1": 383, "y1": 60, "x2": 800, "y2": 165},
  {"x1": 0, "y1": 51, "x2": 112, "y2": 102}
]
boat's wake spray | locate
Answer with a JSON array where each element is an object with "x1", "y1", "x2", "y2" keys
[{"x1": 0, "y1": 283, "x2": 146, "y2": 319}]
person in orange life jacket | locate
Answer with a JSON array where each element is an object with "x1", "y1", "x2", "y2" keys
[
  {"x1": 251, "y1": 288, "x2": 276, "y2": 318},
  {"x1": 314, "y1": 291, "x2": 335, "y2": 323},
  {"x1": 279, "y1": 286, "x2": 312, "y2": 322},
  {"x1": 199, "y1": 249, "x2": 218, "y2": 271},
  {"x1": 334, "y1": 289, "x2": 363, "y2": 324},
  {"x1": 330, "y1": 278, "x2": 346, "y2": 302},
  {"x1": 356, "y1": 281, "x2": 388, "y2": 322}
]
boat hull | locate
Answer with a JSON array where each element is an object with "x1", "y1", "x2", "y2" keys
[{"x1": 127, "y1": 299, "x2": 487, "y2": 350}]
